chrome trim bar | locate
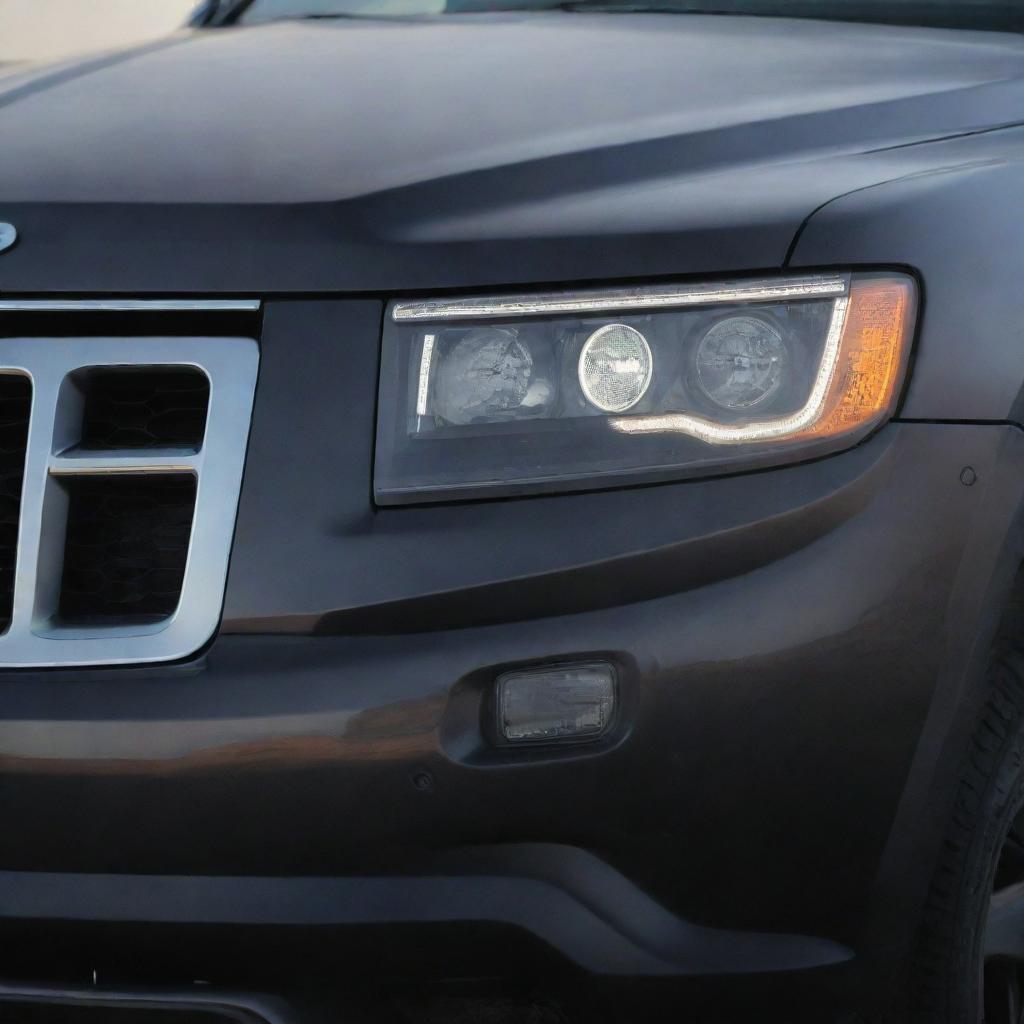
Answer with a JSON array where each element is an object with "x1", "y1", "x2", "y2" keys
[
  {"x1": 0, "y1": 299, "x2": 260, "y2": 313},
  {"x1": 49, "y1": 448, "x2": 199, "y2": 475},
  {"x1": 391, "y1": 275, "x2": 849, "y2": 323}
]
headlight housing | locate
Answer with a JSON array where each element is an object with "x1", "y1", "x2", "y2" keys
[{"x1": 375, "y1": 272, "x2": 916, "y2": 504}]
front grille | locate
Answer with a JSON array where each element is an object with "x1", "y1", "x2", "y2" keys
[
  {"x1": 0, "y1": 375, "x2": 31, "y2": 634},
  {"x1": 0, "y1": 309, "x2": 259, "y2": 667}
]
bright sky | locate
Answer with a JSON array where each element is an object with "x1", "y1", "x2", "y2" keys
[{"x1": 0, "y1": 0, "x2": 198, "y2": 62}]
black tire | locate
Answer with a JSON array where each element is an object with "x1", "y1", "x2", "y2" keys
[{"x1": 911, "y1": 652, "x2": 1024, "y2": 1023}]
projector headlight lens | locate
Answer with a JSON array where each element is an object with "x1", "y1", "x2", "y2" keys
[
  {"x1": 694, "y1": 315, "x2": 787, "y2": 411},
  {"x1": 578, "y1": 324, "x2": 653, "y2": 413},
  {"x1": 376, "y1": 272, "x2": 916, "y2": 504},
  {"x1": 433, "y1": 327, "x2": 534, "y2": 425}
]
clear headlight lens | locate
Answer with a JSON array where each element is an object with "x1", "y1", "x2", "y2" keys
[{"x1": 375, "y1": 272, "x2": 916, "y2": 504}]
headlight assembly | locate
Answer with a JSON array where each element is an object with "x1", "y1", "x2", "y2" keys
[{"x1": 375, "y1": 272, "x2": 916, "y2": 504}]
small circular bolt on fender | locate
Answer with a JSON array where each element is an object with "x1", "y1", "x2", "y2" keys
[
  {"x1": 411, "y1": 771, "x2": 434, "y2": 793},
  {"x1": 0, "y1": 223, "x2": 17, "y2": 254}
]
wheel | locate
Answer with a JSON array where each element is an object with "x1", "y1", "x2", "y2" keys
[
  {"x1": 985, "y1": 804, "x2": 1024, "y2": 1024},
  {"x1": 912, "y1": 653, "x2": 1024, "y2": 1022}
]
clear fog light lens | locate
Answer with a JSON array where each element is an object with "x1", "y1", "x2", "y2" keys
[
  {"x1": 434, "y1": 327, "x2": 534, "y2": 425},
  {"x1": 578, "y1": 324, "x2": 653, "y2": 413},
  {"x1": 694, "y1": 315, "x2": 787, "y2": 410},
  {"x1": 497, "y1": 663, "x2": 616, "y2": 744}
]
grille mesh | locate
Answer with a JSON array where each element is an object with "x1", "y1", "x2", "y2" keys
[
  {"x1": 58, "y1": 474, "x2": 198, "y2": 626},
  {"x1": 80, "y1": 367, "x2": 210, "y2": 449}
]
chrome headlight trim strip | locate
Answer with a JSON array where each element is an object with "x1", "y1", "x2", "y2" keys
[{"x1": 391, "y1": 275, "x2": 849, "y2": 323}]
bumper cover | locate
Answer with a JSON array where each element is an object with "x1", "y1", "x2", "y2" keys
[{"x1": 0, "y1": 422, "x2": 1021, "y2": 998}]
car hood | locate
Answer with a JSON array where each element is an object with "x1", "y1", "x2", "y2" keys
[{"x1": 0, "y1": 13, "x2": 1023, "y2": 293}]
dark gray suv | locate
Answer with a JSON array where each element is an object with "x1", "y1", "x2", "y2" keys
[{"x1": 1, "y1": 1, "x2": 1024, "y2": 1021}]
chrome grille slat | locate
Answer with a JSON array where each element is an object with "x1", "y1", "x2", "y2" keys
[
  {"x1": 0, "y1": 335, "x2": 258, "y2": 667},
  {"x1": 49, "y1": 449, "x2": 201, "y2": 475}
]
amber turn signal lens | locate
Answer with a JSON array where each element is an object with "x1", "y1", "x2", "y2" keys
[{"x1": 794, "y1": 275, "x2": 916, "y2": 442}]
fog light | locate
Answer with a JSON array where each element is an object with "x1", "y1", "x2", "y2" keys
[{"x1": 497, "y1": 663, "x2": 616, "y2": 744}]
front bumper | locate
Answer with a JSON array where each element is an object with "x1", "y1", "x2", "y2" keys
[{"x1": 1, "y1": 419, "x2": 1022, "y2": 1014}]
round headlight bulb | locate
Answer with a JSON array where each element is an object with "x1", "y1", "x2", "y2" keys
[
  {"x1": 578, "y1": 324, "x2": 653, "y2": 413},
  {"x1": 694, "y1": 315, "x2": 787, "y2": 411}
]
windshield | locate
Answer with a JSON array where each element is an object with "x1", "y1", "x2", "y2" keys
[{"x1": 231, "y1": 0, "x2": 1024, "y2": 30}]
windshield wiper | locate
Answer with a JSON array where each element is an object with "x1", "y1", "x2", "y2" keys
[
  {"x1": 450, "y1": 0, "x2": 1024, "y2": 30},
  {"x1": 545, "y1": 0, "x2": 1024, "y2": 28},
  {"x1": 211, "y1": 0, "x2": 1024, "y2": 30},
  {"x1": 553, "y1": 1, "x2": 732, "y2": 10}
]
